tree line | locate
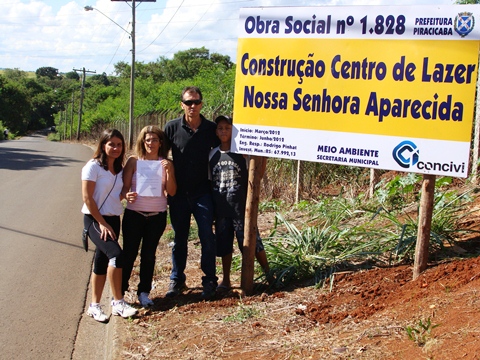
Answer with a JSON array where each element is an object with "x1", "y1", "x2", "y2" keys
[{"x1": 0, "y1": 47, "x2": 235, "y2": 137}]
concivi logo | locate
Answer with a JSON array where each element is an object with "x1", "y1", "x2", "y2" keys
[
  {"x1": 392, "y1": 140, "x2": 466, "y2": 174},
  {"x1": 392, "y1": 140, "x2": 419, "y2": 169}
]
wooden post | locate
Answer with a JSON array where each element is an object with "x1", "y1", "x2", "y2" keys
[
  {"x1": 413, "y1": 174, "x2": 436, "y2": 280},
  {"x1": 471, "y1": 53, "x2": 480, "y2": 184},
  {"x1": 369, "y1": 168, "x2": 380, "y2": 198},
  {"x1": 241, "y1": 155, "x2": 265, "y2": 295},
  {"x1": 295, "y1": 160, "x2": 304, "y2": 203},
  {"x1": 70, "y1": 92, "x2": 74, "y2": 141}
]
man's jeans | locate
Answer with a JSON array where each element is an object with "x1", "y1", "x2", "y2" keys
[{"x1": 169, "y1": 193, "x2": 218, "y2": 287}]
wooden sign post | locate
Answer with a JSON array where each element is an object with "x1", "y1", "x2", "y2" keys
[
  {"x1": 241, "y1": 155, "x2": 265, "y2": 295},
  {"x1": 413, "y1": 174, "x2": 436, "y2": 280}
]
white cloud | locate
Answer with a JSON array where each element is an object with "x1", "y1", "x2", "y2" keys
[{"x1": 0, "y1": 0, "x2": 456, "y2": 74}]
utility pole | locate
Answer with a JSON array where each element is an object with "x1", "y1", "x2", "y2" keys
[
  {"x1": 129, "y1": 0, "x2": 136, "y2": 149},
  {"x1": 84, "y1": 2, "x2": 142, "y2": 148},
  {"x1": 73, "y1": 67, "x2": 96, "y2": 140},
  {"x1": 70, "y1": 92, "x2": 75, "y2": 141},
  {"x1": 63, "y1": 107, "x2": 67, "y2": 141},
  {"x1": 59, "y1": 108, "x2": 63, "y2": 139}
]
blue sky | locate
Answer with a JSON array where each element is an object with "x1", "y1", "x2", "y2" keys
[{"x1": 0, "y1": 0, "x2": 457, "y2": 74}]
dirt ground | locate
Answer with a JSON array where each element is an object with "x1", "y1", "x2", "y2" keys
[{"x1": 114, "y1": 198, "x2": 480, "y2": 360}]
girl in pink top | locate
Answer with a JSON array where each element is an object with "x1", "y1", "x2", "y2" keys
[{"x1": 121, "y1": 125, "x2": 177, "y2": 307}]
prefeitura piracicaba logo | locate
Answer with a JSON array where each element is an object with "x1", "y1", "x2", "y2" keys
[{"x1": 455, "y1": 12, "x2": 475, "y2": 37}]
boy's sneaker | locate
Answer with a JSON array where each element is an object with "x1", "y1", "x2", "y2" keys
[
  {"x1": 265, "y1": 270, "x2": 276, "y2": 286},
  {"x1": 201, "y1": 281, "x2": 217, "y2": 301},
  {"x1": 111, "y1": 299, "x2": 137, "y2": 318},
  {"x1": 165, "y1": 281, "x2": 187, "y2": 298},
  {"x1": 138, "y1": 292, "x2": 154, "y2": 307},
  {"x1": 86, "y1": 303, "x2": 108, "y2": 322}
]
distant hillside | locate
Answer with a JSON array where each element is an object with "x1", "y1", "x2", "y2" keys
[{"x1": 0, "y1": 69, "x2": 36, "y2": 78}]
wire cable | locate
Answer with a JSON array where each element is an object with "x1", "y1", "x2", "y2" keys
[
  {"x1": 103, "y1": 23, "x2": 131, "y2": 74},
  {"x1": 160, "y1": 1, "x2": 215, "y2": 57},
  {"x1": 137, "y1": 0, "x2": 185, "y2": 54}
]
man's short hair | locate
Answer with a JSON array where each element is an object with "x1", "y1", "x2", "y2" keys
[{"x1": 181, "y1": 86, "x2": 202, "y2": 101}]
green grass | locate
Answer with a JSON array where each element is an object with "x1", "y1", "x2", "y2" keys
[
  {"x1": 405, "y1": 317, "x2": 440, "y2": 346},
  {"x1": 223, "y1": 300, "x2": 261, "y2": 323},
  {"x1": 47, "y1": 132, "x2": 62, "y2": 141},
  {"x1": 261, "y1": 174, "x2": 479, "y2": 288}
]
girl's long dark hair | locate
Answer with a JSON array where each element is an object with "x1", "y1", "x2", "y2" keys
[{"x1": 93, "y1": 129, "x2": 125, "y2": 174}]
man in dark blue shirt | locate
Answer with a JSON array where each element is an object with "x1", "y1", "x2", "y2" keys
[{"x1": 164, "y1": 86, "x2": 220, "y2": 300}]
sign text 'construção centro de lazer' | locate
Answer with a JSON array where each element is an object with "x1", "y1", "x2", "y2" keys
[{"x1": 231, "y1": 5, "x2": 480, "y2": 177}]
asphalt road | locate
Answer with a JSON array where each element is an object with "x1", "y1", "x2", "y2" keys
[{"x1": 0, "y1": 134, "x2": 109, "y2": 359}]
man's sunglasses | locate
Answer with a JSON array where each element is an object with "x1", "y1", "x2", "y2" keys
[{"x1": 182, "y1": 99, "x2": 202, "y2": 106}]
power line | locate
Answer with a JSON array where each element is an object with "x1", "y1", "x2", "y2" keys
[
  {"x1": 103, "y1": 25, "x2": 131, "y2": 74},
  {"x1": 160, "y1": 1, "x2": 216, "y2": 57},
  {"x1": 137, "y1": 0, "x2": 185, "y2": 54},
  {"x1": 0, "y1": 0, "x2": 258, "y2": 71},
  {"x1": 136, "y1": 0, "x2": 252, "y2": 54}
]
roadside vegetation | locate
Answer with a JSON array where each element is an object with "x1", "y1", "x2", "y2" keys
[
  {"x1": 0, "y1": 47, "x2": 234, "y2": 138},
  {"x1": 235, "y1": 169, "x2": 479, "y2": 290}
]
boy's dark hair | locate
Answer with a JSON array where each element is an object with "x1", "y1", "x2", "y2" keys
[{"x1": 214, "y1": 115, "x2": 233, "y2": 125}]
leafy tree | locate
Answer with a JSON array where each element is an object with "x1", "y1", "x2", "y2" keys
[
  {"x1": 88, "y1": 72, "x2": 110, "y2": 86},
  {"x1": 2, "y1": 68, "x2": 28, "y2": 81},
  {"x1": 30, "y1": 91, "x2": 56, "y2": 129},
  {"x1": 135, "y1": 61, "x2": 166, "y2": 83},
  {"x1": 134, "y1": 77, "x2": 165, "y2": 114},
  {"x1": 173, "y1": 47, "x2": 210, "y2": 74},
  {"x1": 113, "y1": 61, "x2": 131, "y2": 78},
  {"x1": 0, "y1": 75, "x2": 31, "y2": 133},
  {"x1": 36, "y1": 66, "x2": 59, "y2": 80},
  {"x1": 64, "y1": 71, "x2": 80, "y2": 81},
  {"x1": 80, "y1": 76, "x2": 129, "y2": 130},
  {"x1": 191, "y1": 66, "x2": 236, "y2": 115},
  {"x1": 22, "y1": 78, "x2": 52, "y2": 129},
  {"x1": 155, "y1": 47, "x2": 234, "y2": 83},
  {"x1": 0, "y1": 72, "x2": 59, "y2": 132},
  {"x1": 210, "y1": 52, "x2": 235, "y2": 70},
  {"x1": 0, "y1": 66, "x2": 83, "y2": 134}
]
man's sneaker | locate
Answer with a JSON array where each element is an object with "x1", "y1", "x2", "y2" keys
[
  {"x1": 111, "y1": 299, "x2": 137, "y2": 318},
  {"x1": 201, "y1": 281, "x2": 217, "y2": 301},
  {"x1": 165, "y1": 281, "x2": 187, "y2": 298},
  {"x1": 138, "y1": 292, "x2": 154, "y2": 307},
  {"x1": 86, "y1": 303, "x2": 108, "y2": 322}
]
